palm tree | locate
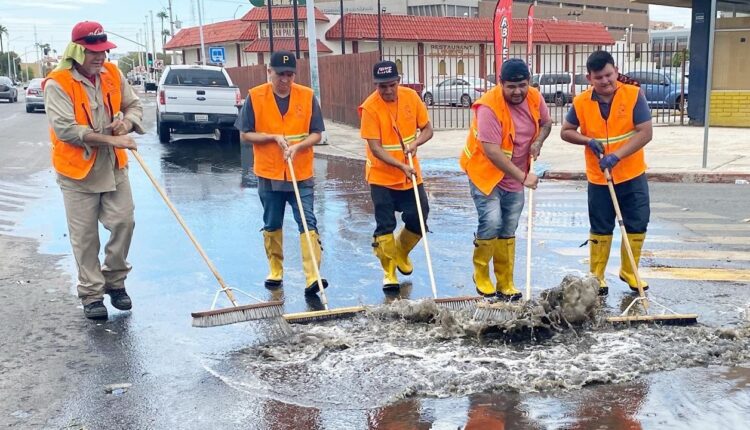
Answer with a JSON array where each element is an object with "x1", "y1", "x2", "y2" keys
[
  {"x1": 161, "y1": 29, "x2": 171, "y2": 48},
  {"x1": 157, "y1": 10, "x2": 169, "y2": 58},
  {"x1": 0, "y1": 25, "x2": 8, "y2": 54}
]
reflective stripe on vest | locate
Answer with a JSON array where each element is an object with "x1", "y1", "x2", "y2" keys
[
  {"x1": 45, "y1": 63, "x2": 127, "y2": 180},
  {"x1": 459, "y1": 86, "x2": 542, "y2": 196},
  {"x1": 358, "y1": 87, "x2": 424, "y2": 189},
  {"x1": 572, "y1": 81, "x2": 646, "y2": 185},
  {"x1": 249, "y1": 82, "x2": 315, "y2": 181}
]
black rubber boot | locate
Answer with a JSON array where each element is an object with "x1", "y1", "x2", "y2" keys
[
  {"x1": 84, "y1": 301, "x2": 108, "y2": 320},
  {"x1": 107, "y1": 289, "x2": 132, "y2": 311},
  {"x1": 304, "y1": 279, "x2": 329, "y2": 295}
]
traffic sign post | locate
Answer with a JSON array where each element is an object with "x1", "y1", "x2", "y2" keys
[{"x1": 208, "y1": 46, "x2": 226, "y2": 65}]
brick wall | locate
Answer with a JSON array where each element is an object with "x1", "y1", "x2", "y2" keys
[{"x1": 710, "y1": 90, "x2": 750, "y2": 127}]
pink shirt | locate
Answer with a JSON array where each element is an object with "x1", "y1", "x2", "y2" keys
[{"x1": 476, "y1": 101, "x2": 550, "y2": 192}]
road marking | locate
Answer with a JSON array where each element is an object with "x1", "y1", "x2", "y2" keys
[
  {"x1": 639, "y1": 267, "x2": 750, "y2": 283},
  {"x1": 685, "y1": 223, "x2": 750, "y2": 232},
  {"x1": 552, "y1": 247, "x2": 750, "y2": 261},
  {"x1": 529, "y1": 232, "x2": 749, "y2": 246},
  {"x1": 654, "y1": 211, "x2": 729, "y2": 220}
]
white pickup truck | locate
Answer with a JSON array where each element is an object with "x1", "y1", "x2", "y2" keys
[{"x1": 156, "y1": 65, "x2": 242, "y2": 143}]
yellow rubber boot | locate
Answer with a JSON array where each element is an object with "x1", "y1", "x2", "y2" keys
[
  {"x1": 472, "y1": 238, "x2": 496, "y2": 297},
  {"x1": 262, "y1": 229, "x2": 283, "y2": 288},
  {"x1": 373, "y1": 234, "x2": 400, "y2": 290},
  {"x1": 300, "y1": 231, "x2": 328, "y2": 294},
  {"x1": 589, "y1": 233, "x2": 613, "y2": 295},
  {"x1": 619, "y1": 232, "x2": 649, "y2": 292},
  {"x1": 395, "y1": 228, "x2": 421, "y2": 275},
  {"x1": 495, "y1": 237, "x2": 522, "y2": 301}
]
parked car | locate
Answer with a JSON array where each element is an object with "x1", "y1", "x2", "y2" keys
[
  {"x1": 25, "y1": 78, "x2": 45, "y2": 113},
  {"x1": 531, "y1": 72, "x2": 573, "y2": 106},
  {"x1": 422, "y1": 77, "x2": 494, "y2": 107},
  {"x1": 0, "y1": 76, "x2": 18, "y2": 103},
  {"x1": 626, "y1": 70, "x2": 688, "y2": 110},
  {"x1": 156, "y1": 65, "x2": 242, "y2": 143}
]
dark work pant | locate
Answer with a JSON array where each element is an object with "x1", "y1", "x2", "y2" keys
[
  {"x1": 370, "y1": 184, "x2": 429, "y2": 237},
  {"x1": 259, "y1": 187, "x2": 317, "y2": 234},
  {"x1": 588, "y1": 173, "x2": 650, "y2": 235}
]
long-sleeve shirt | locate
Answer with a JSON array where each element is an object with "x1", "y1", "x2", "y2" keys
[{"x1": 44, "y1": 65, "x2": 144, "y2": 193}]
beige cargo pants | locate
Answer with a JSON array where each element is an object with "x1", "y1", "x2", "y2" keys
[{"x1": 60, "y1": 178, "x2": 135, "y2": 305}]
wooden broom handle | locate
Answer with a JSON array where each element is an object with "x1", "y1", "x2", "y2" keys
[
  {"x1": 406, "y1": 152, "x2": 438, "y2": 300},
  {"x1": 602, "y1": 165, "x2": 648, "y2": 309},
  {"x1": 130, "y1": 150, "x2": 239, "y2": 306},
  {"x1": 287, "y1": 156, "x2": 329, "y2": 310},
  {"x1": 525, "y1": 159, "x2": 534, "y2": 302}
]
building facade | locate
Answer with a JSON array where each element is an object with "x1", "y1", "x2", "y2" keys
[{"x1": 478, "y1": 0, "x2": 650, "y2": 44}]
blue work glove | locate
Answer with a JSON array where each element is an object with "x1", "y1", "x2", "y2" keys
[
  {"x1": 587, "y1": 138, "x2": 605, "y2": 157},
  {"x1": 599, "y1": 154, "x2": 620, "y2": 171}
]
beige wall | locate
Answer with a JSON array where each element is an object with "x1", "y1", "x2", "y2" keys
[{"x1": 713, "y1": 18, "x2": 750, "y2": 90}]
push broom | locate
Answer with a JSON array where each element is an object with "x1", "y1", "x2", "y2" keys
[
  {"x1": 394, "y1": 124, "x2": 481, "y2": 310},
  {"x1": 282, "y1": 157, "x2": 366, "y2": 324},
  {"x1": 598, "y1": 158, "x2": 697, "y2": 325},
  {"x1": 475, "y1": 159, "x2": 538, "y2": 322},
  {"x1": 128, "y1": 150, "x2": 284, "y2": 327}
]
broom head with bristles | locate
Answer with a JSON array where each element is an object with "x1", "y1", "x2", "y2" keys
[
  {"x1": 433, "y1": 295, "x2": 483, "y2": 311},
  {"x1": 606, "y1": 313, "x2": 699, "y2": 325},
  {"x1": 284, "y1": 306, "x2": 366, "y2": 324},
  {"x1": 473, "y1": 300, "x2": 526, "y2": 322},
  {"x1": 191, "y1": 300, "x2": 285, "y2": 328}
]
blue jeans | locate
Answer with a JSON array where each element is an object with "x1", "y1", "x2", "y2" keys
[
  {"x1": 259, "y1": 186, "x2": 317, "y2": 233},
  {"x1": 469, "y1": 180, "x2": 525, "y2": 240}
]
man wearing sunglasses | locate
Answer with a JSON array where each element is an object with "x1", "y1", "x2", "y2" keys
[
  {"x1": 235, "y1": 51, "x2": 329, "y2": 296},
  {"x1": 43, "y1": 21, "x2": 144, "y2": 320},
  {"x1": 358, "y1": 61, "x2": 433, "y2": 292}
]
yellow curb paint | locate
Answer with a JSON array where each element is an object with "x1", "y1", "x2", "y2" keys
[{"x1": 639, "y1": 267, "x2": 750, "y2": 283}]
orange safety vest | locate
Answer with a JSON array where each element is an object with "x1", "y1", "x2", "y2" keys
[
  {"x1": 459, "y1": 86, "x2": 542, "y2": 196},
  {"x1": 572, "y1": 81, "x2": 646, "y2": 185},
  {"x1": 44, "y1": 62, "x2": 126, "y2": 180},
  {"x1": 249, "y1": 82, "x2": 315, "y2": 182},
  {"x1": 358, "y1": 87, "x2": 424, "y2": 189}
]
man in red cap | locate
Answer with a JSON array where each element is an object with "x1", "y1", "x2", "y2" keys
[{"x1": 43, "y1": 21, "x2": 144, "y2": 320}]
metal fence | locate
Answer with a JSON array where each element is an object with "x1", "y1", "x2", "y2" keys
[{"x1": 383, "y1": 42, "x2": 689, "y2": 129}]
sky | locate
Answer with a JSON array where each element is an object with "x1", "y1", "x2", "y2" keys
[{"x1": 1, "y1": 0, "x2": 694, "y2": 63}]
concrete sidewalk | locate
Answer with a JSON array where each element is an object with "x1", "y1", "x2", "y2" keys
[{"x1": 320, "y1": 121, "x2": 750, "y2": 183}]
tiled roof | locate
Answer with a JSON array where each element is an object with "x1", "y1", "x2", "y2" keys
[
  {"x1": 243, "y1": 38, "x2": 333, "y2": 53},
  {"x1": 241, "y1": 6, "x2": 329, "y2": 22},
  {"x1": 325, "y1": 14, "x2": 614, "y2": 45},
  {"x1": 164, "y1": 20, "x2": 257, "y2": 49}
]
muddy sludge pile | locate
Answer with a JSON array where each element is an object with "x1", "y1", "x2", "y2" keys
[{"x1": 201, "y1": 275, "x2": 750, "y2": 407}]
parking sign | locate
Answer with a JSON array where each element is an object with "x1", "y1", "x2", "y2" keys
[{"x1": 209, "y1": 46, "x2": 226, "y2": 64}]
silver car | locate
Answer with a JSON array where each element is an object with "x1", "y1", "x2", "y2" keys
[
  {"x1": 0, "y1": 76, "x2": 18, "y2": 103},
  {"x1": 25, "y1": 78, "x2": 45, "y2": 113},
  {"x1": 422, "y1": 77, "x2": 494, "y2": 108}
]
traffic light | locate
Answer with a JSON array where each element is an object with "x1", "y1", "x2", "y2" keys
[{"x1": 147, "y1": 53, "x2": 153, "y2": 66}]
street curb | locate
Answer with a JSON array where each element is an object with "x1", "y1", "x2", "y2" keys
[{"x1": 542, "y1": 170, "x2": 750, "y2": 184}]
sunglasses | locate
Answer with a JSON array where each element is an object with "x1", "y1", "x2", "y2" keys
[{"x1": 76, "y1": 33, "x2": 108, "y2": 44}]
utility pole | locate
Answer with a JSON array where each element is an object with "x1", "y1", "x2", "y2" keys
[
  {"x1": 292, "y1": 0, "x2": 300, "y2": 59},
  {"x1": 167, "y1": 0, "x2": 176, "y2": 35},
  {"x1": 267, "y1": 0, "x2": 274, "y2": 54},
  {"x1": 34, "y1": 25, "x2": 41, "y2": 77},
  {"x1": 377, "y1": 0, "x2": 383, "y2": 58},
  {"x1": 197, "y1": 0, "x2": 206, "y2": 65},
  {"x1": 150, "y1": 10, "x2": 158, "y2": 77},
  {"x1": 339, "y1": 0, "x2": 345, "y2": 54}
]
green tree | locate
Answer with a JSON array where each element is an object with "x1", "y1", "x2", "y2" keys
[
  {"x1": 23, "y1": 65, "x2": 35, "y2": 80},
  {"x1": 672, "y1": 49, "x2": 689, "y2": 67},
  {"x1": 0, "y1": 25, "x2": 7, "y2": 54},
  {"x1": 0, "y1": 51, "x2": 21, "y2": 78}
]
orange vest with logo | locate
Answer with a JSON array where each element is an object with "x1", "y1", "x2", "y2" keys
[
  {"x1": 249, "y1": 82, "x2": 314, "y2": 181},
  {"x1": 459, "y1": 86, "x2": 542, "y2": 196},
  {"x1": 572, "y1": 81, "x2": 646, "y2": 185},
  {"x1": 358, "y1": 87, "x2": 424, "y2": 190},
  {"x1": 45, "y1": 62, "x2": 126, "y2": 180}
]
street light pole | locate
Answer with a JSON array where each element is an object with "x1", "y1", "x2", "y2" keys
[{"x1": 377, "y1": 0, "x2": 382, "y2": 58}]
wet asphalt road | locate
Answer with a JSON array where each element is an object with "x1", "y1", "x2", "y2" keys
[{"x1": 1, "y1": 93, "x2": 749, "y2": 429}]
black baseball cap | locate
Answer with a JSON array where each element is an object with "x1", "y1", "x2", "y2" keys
[
  {"x1": 373, "y1": 60, "x2": 400, "y2": 83},
  {"x1": 270, "y1": 51, "x2": 296, "y2": 73},
  {"x1": 500, "y1": 59, "x2": 531, "y2": 82}
]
